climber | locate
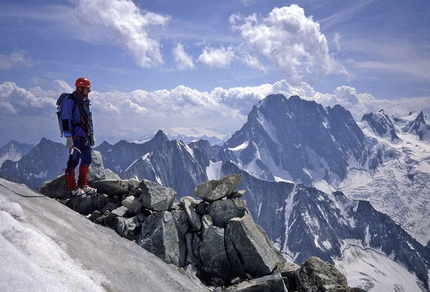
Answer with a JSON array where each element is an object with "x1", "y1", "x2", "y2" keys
[{"x1": 60, "y1": 77, "x2": 97, "y2": 197}]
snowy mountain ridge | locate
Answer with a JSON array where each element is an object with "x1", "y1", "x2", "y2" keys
[
  {"x1": 0, "y1": 140, "x2": 33, "y2": 167},
  {"x1": 340, "y1": 112, "x2": 430, "y2": 245},
  {"x1": 1, "y1": 94, "x2": 430, "y2": 291}
]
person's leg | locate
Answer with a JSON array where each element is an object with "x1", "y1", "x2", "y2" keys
[
  {"x1": 65, "y1": 137, "x2": 84, "y2": 196},
  {"x1": 78, "y1": 138, "x2": 96, "y2": 194},
  {"x1": 65, "y1": 168, "x2": 76, "y2": 190},
  {"x1": 78, "y1": 164, "x2": 89, "y2": 186}
]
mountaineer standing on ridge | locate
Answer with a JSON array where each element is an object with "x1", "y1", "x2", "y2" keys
[{"x1": 60, "y1": 77, "x2": 97, "y2": 197}]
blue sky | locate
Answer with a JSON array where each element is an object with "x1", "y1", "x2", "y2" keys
[{"x1": 1, "y1": 0, "x2": 430, "y2": 146}]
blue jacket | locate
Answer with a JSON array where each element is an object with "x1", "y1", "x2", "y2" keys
[{"x1": 61, "y1": 92, "x2": 92, "y2": 138}]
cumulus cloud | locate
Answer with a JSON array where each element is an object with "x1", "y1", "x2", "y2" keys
[
  {"x1": 72, "y1": 0, "x2": 170, "y2": 68},
  {"x1": 0, "y1": 82, "x2": 54, "y2": 115},
  {"x1": 173, "y1": 43, "x2": 194, "y2": 70},
  {"x1": 0, "y1": 51, "x2": 33, "y2": 71},
  {"x1": 229, "y1": 5, "x2": 348, "y2": 78},
  {"x1": 198, "y1": 46, "x2": 235, "y2": 69}
]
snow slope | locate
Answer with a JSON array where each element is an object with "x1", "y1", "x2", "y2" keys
[
  {"x1": 334, "y1": 244, "x2": 427, "y2": 292},
  {"x1": 339, "y1": 122, "x2": 430, "y2": 245},
  {"x1": 0, "y1": 178, "x2": 208, "y2": 292}
]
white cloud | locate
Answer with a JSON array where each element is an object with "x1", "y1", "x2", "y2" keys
[
  {"x1": 229, "y1": 5, "x2": 348, "y2": 78},
  {"x1": 0, "y1": 51, "x2": 33, "y2": 71},
  {"x1": 72, "y1": 0, "x2": 170, "y2": 68},
  {"x1": 198, "y1": 46, "x2": 235, "y2": 69},
  {"x1": 0, "y1": 82, "x2": 54, "y2": 115},
  {"x1": 172, "y1": 43, "x2": 194, "y2": 70},
  {"x1": 2, "y1": 79, "x2": 430, "y2": 144},
  {"x1": 334, "y1": 33, "x2": 342, "y2": 51}
]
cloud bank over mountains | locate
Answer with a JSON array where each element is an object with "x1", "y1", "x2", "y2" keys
[{"x1": 1, "y1": 78, "x2": 429, "y2": 146}]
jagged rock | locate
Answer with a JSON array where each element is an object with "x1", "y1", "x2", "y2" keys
[
  {"x1": 227, "y1": 190, "x2": 246, "y2": 200},
  {"x1": 225, "y1": 227, "x2": 247, "y2": 280},
  {"x1": 296, "y1": 256, "x2": 349, "y2": 292},
  {"x1": 39, "y1": 174, "x2": 68, "y2": 198},
  {"x1": 91, "y1": 179, "x2": 140, "y2": 197},
  {"x1": 138, "y1": 179, "x2": 176, "y2": 211},
  {"x1": 200, "y1": 215, "x2": 231, "y2": 284},
  {"x1": 99, "y1": 200, "x2": 122, "y2": 214},
  {"x1": 274, "y1": 261, "x2": 301, "y2": 291},
  {"x1": 224, "y1": 273, "x2": 287, "y2": 292},
  {"x1": 180, "y1": 196, "x2": 202, "y2": 230},
  {"x1": 194, "y1": 174, "x2": 242, "y2": 202},
  {"x1": 137, "y1": 210, "x2": 180, "y2": 266},
  {"x1": 188, "y1": 232, "x2": 203, "y2": 269},
  {"x1": 114, "y1": 215, "x2": 143, "y2": 240},
  {"x1": 121, "y1": 195, "x2": 142, "y2": 214},
  {"x1": 207, "y1": 198, "x2": 247, "y2": 228},
  {"x1": 104, "y1": 205, "x2": 129, "y2": 226},
  {"x1": 171, "y1": 209, "x2": 189, "y2": 267},
  {"x1": 38, "y1": 173, "x2": 364, "y2": 291},
  {"x1": 88, "y1": 210, "x2": 102, "y2": 222},
  {"x1": 88, "y1": 150, "x2": 106, "y2": 181},
  {"x1": 94, "y1": 210, "x2": 111, "y2": 225},
  {"x1": 195, "y1": 200, "x2": 207, "y2": 215},
  {"x1": 65, "y1": 194, "x2": 106, "y2": 216},
  {"x1": 226, "y1": 213, "x2": 285, "y2": 278},
  {"x1": 112, "y1": 205, "x2": 129, "y2": 217}
]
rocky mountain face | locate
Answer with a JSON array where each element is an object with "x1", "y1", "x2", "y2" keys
[
  {"x1": 405, "y1": 111, "x2": 428, "y2": 139},
  {"x1": 220, "y1": 94, "x2": 374, "y2": 185},
  {"x1": 39, "y1": 167, "x2": 364, "y2": 292},
  {"x1": 361, "y1": 110, "x2": 400, "y2": 141},
  {"x1": 1, "y1": 94, "x2": 430, "y2": 290},
  {"x1": 0, "y1": 139, "x2": 33, "y2": 167},
  {"x1": 109, "y1": 130, "x2": 210, "y2": 197},
  {"x1": 0, "y1": 138, "x2": 68, "y2": 189}
]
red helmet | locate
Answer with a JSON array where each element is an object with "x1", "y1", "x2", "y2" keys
[{"x1": 75, "y1": 77, "x2": 91, "y2": 88}]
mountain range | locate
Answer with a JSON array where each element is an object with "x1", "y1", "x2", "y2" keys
[{"x1": 1, "y1": 94, "x2": 429, "y2": 291}]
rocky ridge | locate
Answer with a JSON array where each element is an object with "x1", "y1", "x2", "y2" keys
[{"x1": 39, "y1": 156, "x2": 363, "y2": 292}]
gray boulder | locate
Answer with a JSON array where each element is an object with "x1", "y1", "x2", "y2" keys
[
  {"x1": 180, "y1": 196, "x2": 202, "y2": 230},
  {"x1": 200, "y1": 215, "x2": 231, "y2": 284},
  {"x1": 139, "y1": 179, "x2": 176, "y2": 211},
  {"x1": 194, "y1": 174, "x2": 242, "y2": 202},
  {"x1": 274, "y1": 261, "x2": 301, "y2": 291},
  {"x1": 226, "y1": 213, "x2": 285, "y2": 278},
  {"x1": 114, "y1": 215, "x2": 143, "y2": 240},
  {"x1": 88, "y1": 150, "x2": 106, "y2": 181},
  {"x1": 225, "y1": 226, "x2": 247, "y2": 280},
  {"x1": 137, "y1": 211, "x2": 180, "y2": 266},
  {"x1": 207, "y1": 199, "x2": 247, "y2": 228},
  {"x1": 121, "y1": 195, "x2": 143, "y2": 214},
  {"x1": 224, "y1": 273, "x2": 287, "y2": 292},
  {"x1": 171, "y1": 209, "x2": 189, "y2": 267},
  {"x1": 65, "y1": 194, "x2": 107, "y2": 216},
  {"x1": 296, "y1": 256, "x2": 349, "y2": 292},
  {"x1": 39, "y1": 174, "x2": 68, "y2": 198},
  {"x1": 91, "y1": 179, "x2": 140, "y2": 197}
]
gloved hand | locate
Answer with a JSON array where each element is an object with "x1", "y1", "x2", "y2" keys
[
  {"x1": 65, "y1": 137, "x2": 74, "y2": 149},
  {"x1": 89, "y1": 133, "x2": 96, "y2": 147}
]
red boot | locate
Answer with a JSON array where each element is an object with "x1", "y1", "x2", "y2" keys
[
  {"x1": 65, "y1": 169, "x2": 77, "y2": 191},
  {"x1": 78, "y1": 165, "x2": 97, "y2": 195},
  {"x1": 78, "y1": 164, "x2": 89, "y2": 187}
]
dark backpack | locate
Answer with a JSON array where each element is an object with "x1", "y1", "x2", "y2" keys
[{"x1": 56, "y1": 93, "x2": 75, "y2": 137}]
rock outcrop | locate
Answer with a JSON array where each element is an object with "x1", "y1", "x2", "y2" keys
[{"x1": 40, "y1": 170, "x2": 364, "y2": 292}]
